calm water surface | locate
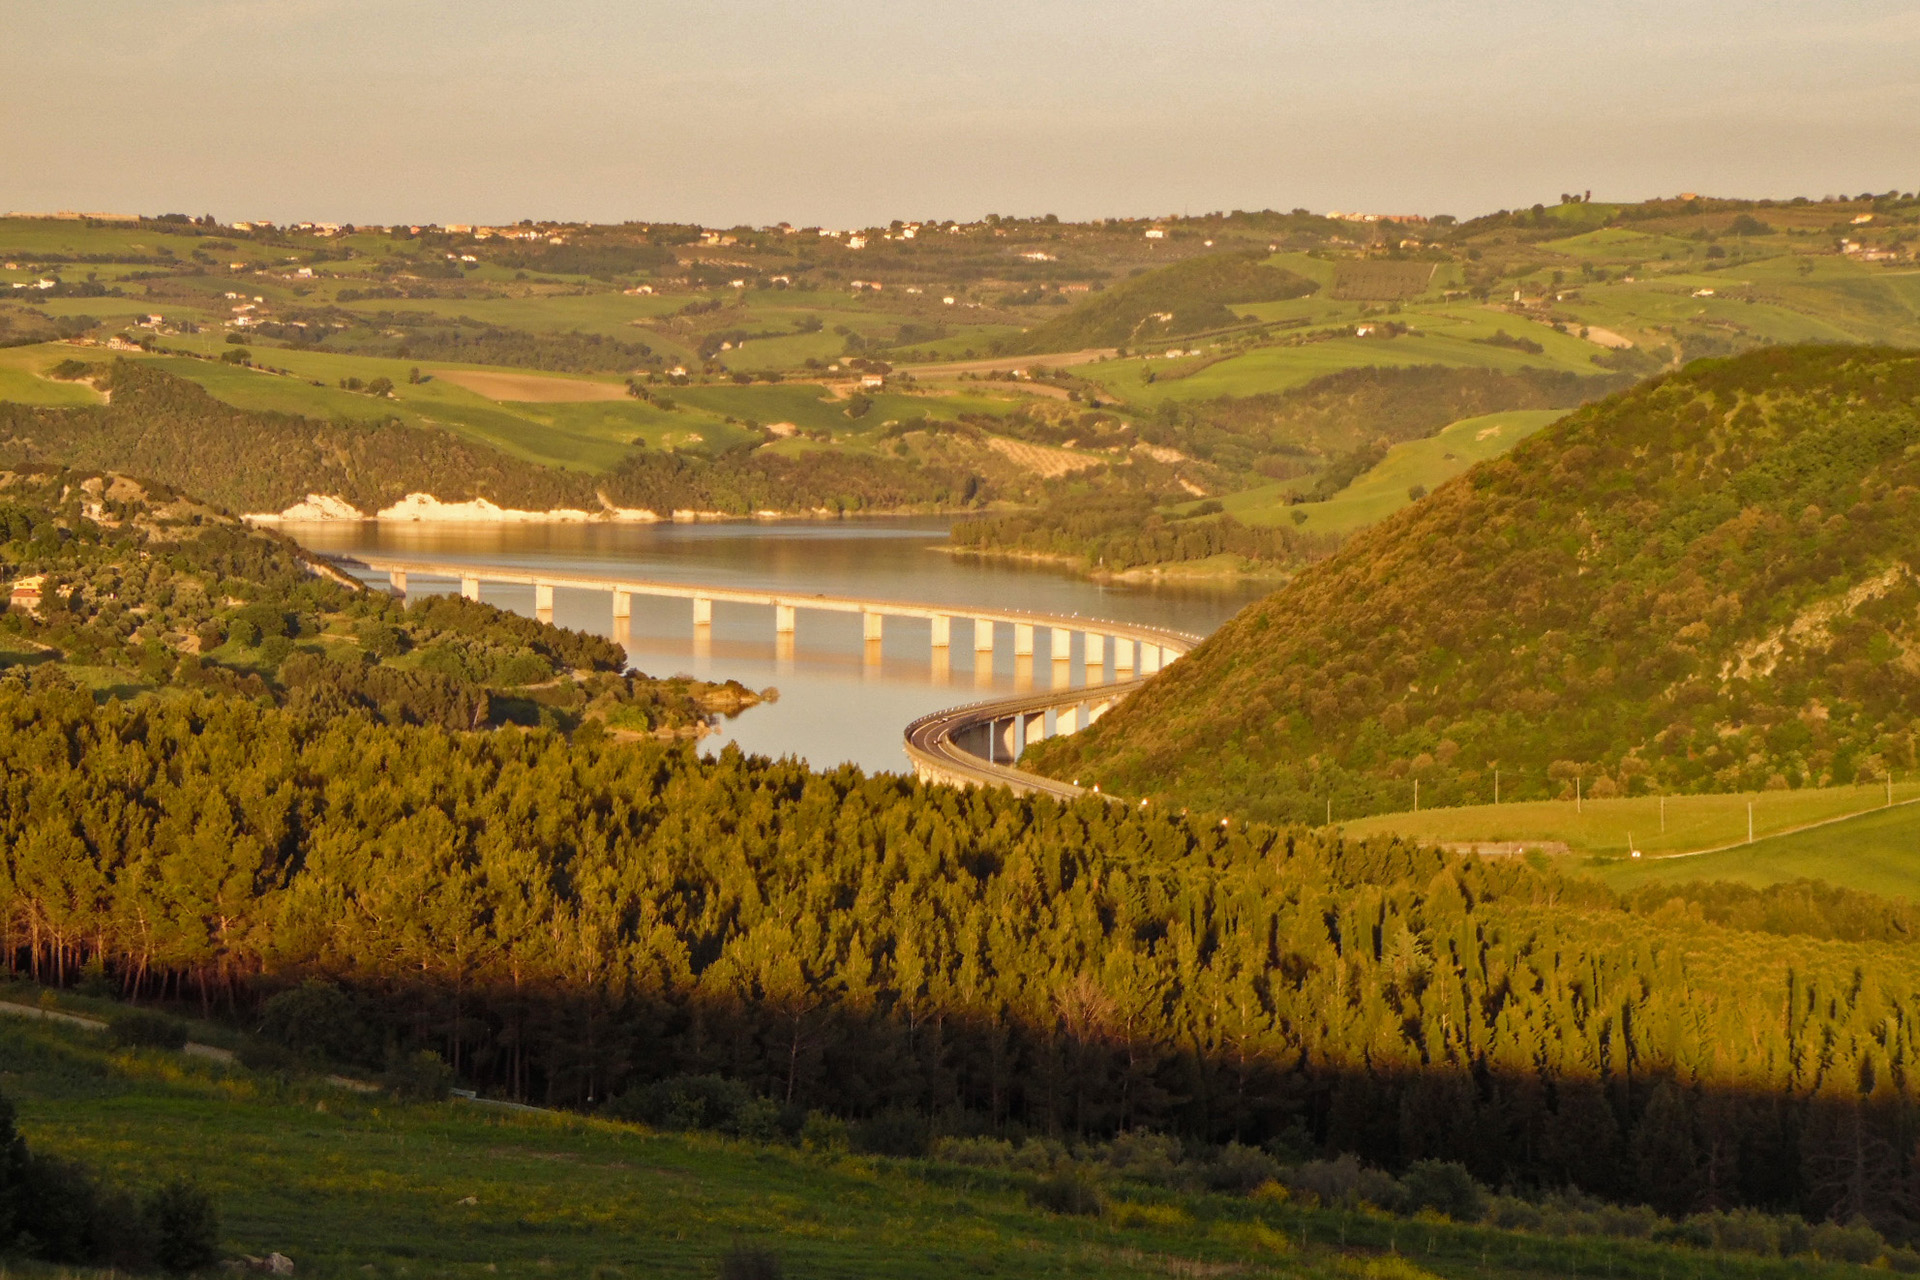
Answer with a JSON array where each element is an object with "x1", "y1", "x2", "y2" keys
[{"x1": 289, "y1": 519, "x2": 1269, "y2": 774}]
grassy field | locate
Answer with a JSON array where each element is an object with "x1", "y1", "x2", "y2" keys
[
  {"x1": 1083, "y1": 322, "x2": 1606, "y2": 406},
  {"x1": 0, "y1": 346, "x2": 105, "y2": 406},
  {"x1": 1343, "y1": 782, "x2": 1920, "y2": 896},
  {"x1": 1343, "y1": 780, "x2": 1920, "y2": 856},
  {"x1": 0, "y1": 1006, "x2": 1887, "y2": 1280},
  {"x1": 1585, "y1": 800, "x2": 1920, "y2": 899},
  {"x1": 1217, "y1": 408, "x2": 1566, "y2": 533}
]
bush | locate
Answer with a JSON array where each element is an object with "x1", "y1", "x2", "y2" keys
[
  {"x1": 728, "y1": 1096, "x2": 786, "y2": 1143},
  {"x1": 717, "y1": 1245, "x2": 782, "y2": 1280},
  {"x1": 1203, "y1": 1142, "x2": 1282, "y2": 1194},
  {"x1": 259, "y1": 979, "x2": 368, "y2": 1063},
  {"x1": 382, "y1": 1049, "x2": 454, "y2": 1101},
  {"x1": 607, "y1": 1074, "x2": 750, "y2": 1131},
  {"x1": 107, "y1": 1009, "x2": 190, "y2": 1051},
  {"x1": 799, "y1": 1110, "x2": 849, "y2": 1153},
  {"x1": 1028, "y1": 1172, "x2": 1103, "y2": 1217},
  {"x1": 1809, "y1": 1216, "x2": 1884, "y2": 1264},
  {"x1": 143, "y1": 1179, "x2": 220, "y2": 1274},
  {"x1": 1097, "y1": 1131, "x2": 1184, "y2": 1183},
  {"x1": 1398, "y1": 1159, "x2": 1484, "y2": 1221}
]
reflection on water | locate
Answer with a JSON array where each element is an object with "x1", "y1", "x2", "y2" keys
[{"x1": 290, "y1": 518, "x2": 1270, "y2": 774}]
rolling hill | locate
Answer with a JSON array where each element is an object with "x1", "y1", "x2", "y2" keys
[
  {"x1": 1001, "y1": 251, "x2": 1318, "y2": 354},
  {"x1": 1027, "y1": 344, "x2": 1920, "y2": 822}
]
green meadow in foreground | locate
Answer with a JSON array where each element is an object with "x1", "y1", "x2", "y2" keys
[{"x1": 0, "y1": 1012, "x2": 1894, "y2": 1280}]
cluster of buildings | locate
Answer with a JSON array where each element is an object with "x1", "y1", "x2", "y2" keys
[{"x1": 1326, "y1": 211, "x2": 1429, "y2": 225}]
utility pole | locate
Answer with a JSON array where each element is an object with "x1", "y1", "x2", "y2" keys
[
  {"x1": 1747, "y1": 801, "x2": 1754, "y2": 845},
  {"x1": 1327, "y1": 796, "x2": 1332, "y2": 825},
  {"x1": 1494, "y1": 769, "x2": 1500, "y2": 805},
  {"x1": 1414, "y1": 778, "x2": 1419, "y2": 813}
]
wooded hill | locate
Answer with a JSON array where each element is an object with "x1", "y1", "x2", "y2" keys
[
  {"x1": 0, "y1": 469, "x2": 752, "y2": 735},
  {"x1": 1029, "y1": 345, "x2": 1920, "y2": 821}
]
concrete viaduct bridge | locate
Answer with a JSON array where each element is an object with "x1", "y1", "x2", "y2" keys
[{"x1": 338, "y1": 555, "x2": 1200, "y2": 798}]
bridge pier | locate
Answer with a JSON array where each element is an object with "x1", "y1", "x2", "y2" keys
[
  {"x1": 613, "y1": 590, "x2": 632, "y2": 620},
  {"x1": 1021, "y1": 709, "x2": 1045, "y2": 751},
  {"x1": 1050, "y1": 627, "x2": 1073, "y2": 662},
  {"x1": 460, "y1": 575, "x2": 481, "y2": 602},
  {"x1": 973, "y1": 618, "x2": 994, "y2": 654},
  {"x1": 1056, "y1": 703, "x2": 1080, "y2": 734},
  {"x1": 993, "y1": 718, "x2": 1018, "y2": 762},
  {"x1": 1141, "y1": 643, "x2": 1161, "y2": 674},
  {"x1": 388, "y1": 569, "x2": 407, "y2": 596},
  {"x1": 930, "y1": 615, "x2": 950, "y2": 648},
  {"x1": 1013, "y1": 623, "x2": 1034, "y2": 656},
  {"x1": 775, "y1": 603, "x2": 796, "y2": 634},
  {"x1": 691, "y1": 596, "x2": 710, "y2": 626},
  {"x1": 1085, "y1": 632, "x2": 1105, "y2": 666},
  {"x1": 863, "y1": 611, "x2": 884, "y2": 642},
  {"x1": 534, "y1": 583, "x2": 554, "y2": 613},
  {"x1": 1113, "y1": 638, "x2": 1134, "y2": 672}
]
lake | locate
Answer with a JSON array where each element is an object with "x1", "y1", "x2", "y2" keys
[{"x1": 287, "y1": 518, "x2": 1269, "y2": 774}]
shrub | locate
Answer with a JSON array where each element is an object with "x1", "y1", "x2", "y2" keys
[
  {"x1": 382, "y1": 1049, "x2": 454, "y2": 1102},
  {"x1": 1398, "y1": 1159, "x2": 1484, "y2": 1221},
  {"x1": 1809, "y1": 1216, "x2": 1884, "y2": 1264},
  {"x1": 1203, "y1": 1142, "x2": 1282, "y2": 1194},
  {"x1": 611, "y1": 1074, "x2": 752, "y2": 1132},
  {"x1": 259, "y1": 979, "x2": 368, "y2": 1063},
  {"x1": 799, "y1": 1111, "x2": 849, "y2": 1153},
  {"x1": 727, "y1": 1096, "x2": 785, "y2": 1143},
  {"x1": 717, "y1": 1246, "x2": 782, "y2": 1280},
  {"x1": 1097, "y1": 1130, "x2": 1184, "y2": 1184},
  {"x1": 107, "y1": 1009, "x2": 190, "y2": 1052},
  {"x1": 1028, "y1": 1172, "x2": 1103, "y2": 1216},
  {"x1": 143, "y1": 1180, "x2": 220, "y2": 1274}
]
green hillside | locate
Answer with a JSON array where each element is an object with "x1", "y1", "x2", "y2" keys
[
  {"x1": 1028, "y1": 345, "x2": 1920, "y2": 822},
  {"x1": 1001, "y1": 251, "x2": 1319, "y2": 353}
]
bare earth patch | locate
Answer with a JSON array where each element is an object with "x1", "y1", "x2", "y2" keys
[{"x1": 437, "y1": 369, "x2": 631, "y2": 402}]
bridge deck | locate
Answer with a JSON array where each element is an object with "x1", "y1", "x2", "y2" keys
[
  {"x1": 339, "y1": 555, "x2": 1203, "y2": 650},
  {"x1": 333, "y1": 554, "x2": 1195, "y2": 800}
]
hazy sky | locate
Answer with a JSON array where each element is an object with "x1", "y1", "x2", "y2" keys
[{"x1": 3, "y1": 1, "x2": 1916, "y2": 227}]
